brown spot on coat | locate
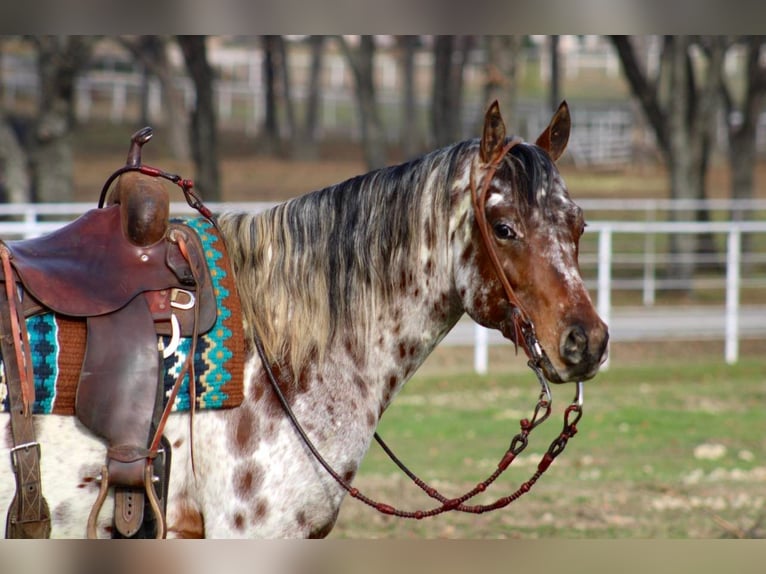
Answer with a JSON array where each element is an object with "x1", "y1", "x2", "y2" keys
[
  {"x1": 168, "y1": 501, "x2": 205, "y2": 538},
  {"x1": 228, "y1": 406, "x2": 259, "y2": 455},
  {"x1": 233, "y1": 513, "x2": 246, "y2": 531},
  {"x1": 252, "y1": 498, "x2": 269, "y2": 522},
  {"x1": 342, "y1": 462, "x2": 358, "y2": 483},
  {"x1": 53, "y1": 502, "x2": 70, "y2": 522},
  {"x1": 461, "y1": 243, "x2": 474, "y2": 264},
  {"x1": 233, "y1": 462, "x2": 265, "y2": 500},
  {"x1": 352, "y1": 374, "x2": 369, "y2": 398}
]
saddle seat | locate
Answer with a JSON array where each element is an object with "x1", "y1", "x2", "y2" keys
[{"x1": 2, "y1": 204, "x2": 217, "y2": 333}]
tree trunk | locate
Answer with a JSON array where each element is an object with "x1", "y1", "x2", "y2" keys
[
  {"x1": 261, "y1": 35, "x2": 280, "y2": 154},
  {"x1": 0, "y1": 113, "x2": 31, "y2": 203},
  {"x1": 397, "y1": 35, "x2": 419, "y2": 159},
  {"x1": 292, "y1": 35, "x2": 324, "y2": 160},
  {"x1": 666, "y1": 36, "x2": 696, "y2": 286},
  {"x1": 28, "y1": 36, "x2": 92, "y2": 203},
  {"x1": 610, "y1": 35, "x2": 669, "y2": 153},
  {"x1": 729, "y1": 37, "x2": 765, "y2": 206},
  {"x1": 276, "y1": 36, "x2": 296, "y2": 154},
  {"x1": 176, "y1": 35, "x2": 220, "y2": 202},
  {"x1": 432, "y1": 35, "x2": 468, "y2": 147},
  {"x1": 120, "y1": 35, "x2": 190, "y2": 161},
  {"x1": 611, "y1": 35, "x2": 724, "y2": 292},
  {"x1": 549, "y1": 35, "x2": 561, "y2": 113},
  {"x1": 482, "y1": 35, "x2": 521, "y2": 125},
  {"x1": 338, "y1": 35, "x2": 387, "y2": 170},
  {"x1": 724, "y1": 37, "x2": 766, "y2": 259}
]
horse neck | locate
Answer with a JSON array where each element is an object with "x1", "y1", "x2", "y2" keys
[
  {"x1": 315, "y1": 193, "x2": 463, "y2": 416},
  {"x1": 216, "y1": 148, "x2": 477, "y2": 412}
]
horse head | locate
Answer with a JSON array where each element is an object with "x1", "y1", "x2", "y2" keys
[{"x1": 453, "y1": 101, "x2": 608, "y2": 383}]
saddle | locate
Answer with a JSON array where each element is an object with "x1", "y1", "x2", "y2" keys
[{"x1": 0, "y1": 128, "x2": 219, "y2": 538}]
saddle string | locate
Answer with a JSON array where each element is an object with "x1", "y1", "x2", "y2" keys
[
  {"x1": 0, "y1": 249, "x2": 34, "y2": 415},
  {"x1": 148, "y1": 233, "x2": 202, "y2": 477},
  {"x1": 98, "y1": 164, "x2": 210, "y2": 219},
  {"x1": 254, "y1": 142, "x2": 583, "y2": 517}
]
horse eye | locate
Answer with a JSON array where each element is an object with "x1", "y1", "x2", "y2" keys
[{"x1": 493, "y1": 223, "x2": 517, "y2": 240}]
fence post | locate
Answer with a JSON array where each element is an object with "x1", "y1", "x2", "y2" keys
[
  {"x1": 598, "y1": 226, "x2": 612, "y2": 369},
  {"x1": 474, "y1": 323, "x2": 488, "y2": 375},
  {"x1": 643, "y1": 202, "x2": 656, "y2": 306},
  {"x1": 725, "y1": 227, "x2": 741, "y2": 364}
]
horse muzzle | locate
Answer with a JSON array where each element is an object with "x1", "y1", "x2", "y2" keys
[{"x1": 550, "y1": 320, "x2": 609, "y2": 383}]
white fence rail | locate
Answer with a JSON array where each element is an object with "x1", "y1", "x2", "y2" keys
[{"x1": 1, "y1": 202, "x2": 764, "y2": 372}]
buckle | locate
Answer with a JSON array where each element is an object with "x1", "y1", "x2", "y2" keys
[{"x1": 9, "y1": 441, "x2": 41, "y2": 468}]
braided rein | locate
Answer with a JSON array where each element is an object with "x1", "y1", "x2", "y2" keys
[{"x1": 254, "y1": 142, "x2": 585, "y2": 519}]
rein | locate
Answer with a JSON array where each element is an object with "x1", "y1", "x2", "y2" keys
[{"x1": 253, "y1": 142, "x2": 585, "y2": 518}]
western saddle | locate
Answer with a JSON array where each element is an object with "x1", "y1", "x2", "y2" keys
[{"x1": 0, "y1": 127, "x2": 219, "y2": 538}]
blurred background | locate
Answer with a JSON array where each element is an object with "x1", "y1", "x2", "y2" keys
[
  {"x1": 0, "y1": 35, "x2": 763, "y2": 539},
  {"x1": 2, "y1": 34, "x2": 763, "y2": 364}
]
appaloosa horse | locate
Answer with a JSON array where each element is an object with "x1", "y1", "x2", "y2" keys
[{"x1": 0, "y1": 101, "x2": 607, "y2": 538}]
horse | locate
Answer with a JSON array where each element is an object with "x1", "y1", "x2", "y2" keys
[{"x1": 0, "y1": 101, "x2": 608, "y2": 538}]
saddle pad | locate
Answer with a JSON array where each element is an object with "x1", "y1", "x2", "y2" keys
[{"x1": 0, "y1": 218, "x2": 246, "y2": 415}]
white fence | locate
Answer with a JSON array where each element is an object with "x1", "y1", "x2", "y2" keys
[{"x1": 1, "y1": 202, "x2": 764, "y2": 372}]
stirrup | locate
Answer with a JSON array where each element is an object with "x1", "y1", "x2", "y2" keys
[{"x1": 86, "y1": 464, "x2": 166, "y2": 539}]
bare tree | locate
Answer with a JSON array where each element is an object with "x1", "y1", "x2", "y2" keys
[
  {"x1": 119, "y1": 35, "x2": 190, "y2": 161},
  {"x1": 293, "y1": 35, "x2": 325, "y2": 161},
  {"x1": 276, "y1": 37, "x2": 296, "y2": 152},
  {"x1": 721, "y1": 36, "x2": 766, "y2": 231},
  {"x1": 337, "y1": 35, "x2": 387, "y2": 170},
  {"x1": 28, "y1": 35, "x2": 93, "y2": 202},
  {"x1": 260, "y1": 35, "x2": 280, "y2": 154},
  {"x1": 481, "y1": 36, "x2": 522, "y2": 125},
  {"x1": 432, "y1": 35, "x2": 470, "y2": 147},
  {"x1": 176, "y1": 35, "x2": 220, "y2": 202},
  {"x1": 0, "y1": 112, "x2": 30, "y2": 203},
  {"x1": 396, "y1": 35, "x2": 420, "y2": 159},
  {"x1": 258, "y1": 35, "x2": 299, "y2": 157},
  {"x1": 549, "y1": 35, "x2": 561, "y2": 114},
  {"x1": 611, "y1": 35, "x2": 726, "y2": 287}
]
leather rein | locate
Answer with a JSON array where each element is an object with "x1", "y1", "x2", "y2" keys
[{"x1": 253, "y1": 141, "x2": 585, "y2": 518}]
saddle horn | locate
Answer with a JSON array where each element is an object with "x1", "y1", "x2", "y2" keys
[
  {"x1": 126, "y1": 127, "x2": 154, "y2": 168},
  {"x1": 103, "y1": 126, "x2": 170, "y2": 247}
]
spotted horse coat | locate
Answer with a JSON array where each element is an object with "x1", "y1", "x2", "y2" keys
[{"x1": 0, "y1": 101, "x2": 608, "y2": 538}]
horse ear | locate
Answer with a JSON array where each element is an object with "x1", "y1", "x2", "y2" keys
[
  {"x1": 535, "y1": 100, "x2": 571, "y2": 162},
  {"x1": 480, "y1": 100, "x2": 507, "y2": 164}
]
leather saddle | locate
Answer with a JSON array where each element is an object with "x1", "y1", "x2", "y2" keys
[{"x1": 0, "y1": 127, "x2": 219, "y2": 539}]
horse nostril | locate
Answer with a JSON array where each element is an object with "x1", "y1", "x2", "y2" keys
[{"x1": 560, "y1": 325, "x2": 587, "y2": 366}]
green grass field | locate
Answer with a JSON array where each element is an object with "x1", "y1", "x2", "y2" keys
[{"x1": 330, "y1": 353, "x2": 765, "y2": 538}]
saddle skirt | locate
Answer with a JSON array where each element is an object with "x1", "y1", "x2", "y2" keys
[{"x1": 0, "y1": 217, "x2": 246, "y2": 415}]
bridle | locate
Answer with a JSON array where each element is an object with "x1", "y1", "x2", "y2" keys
[{"x1": 253, "y1": 140, "x2": 584, "y2": 518}]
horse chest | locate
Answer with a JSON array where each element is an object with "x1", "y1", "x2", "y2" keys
[{"x1": 165, "y1": 360, "x2": 380, "y2": 538}]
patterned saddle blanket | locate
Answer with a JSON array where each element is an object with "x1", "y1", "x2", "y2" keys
[{"x1": 0, "y1": 217, "x2": 246, "y2": 415}]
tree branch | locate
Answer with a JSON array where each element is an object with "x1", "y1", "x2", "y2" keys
[{"x1": 609, "y1": 35, "x2": 669, "y2": 153}]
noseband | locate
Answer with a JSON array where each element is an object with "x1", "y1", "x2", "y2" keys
[{"x1": 253, "y1": 142, "x2": 585, "y2": 519}]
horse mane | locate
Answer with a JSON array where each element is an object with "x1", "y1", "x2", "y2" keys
[
  {"x1": 504, "y1": 142, "x2": 559, "y2": 214},
  {"x1": 216, "y1": 138, "x2": 556, "y2": 371},
  {"x1": 216, "y1": 141, "x2": 472, "y2": 370}
]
